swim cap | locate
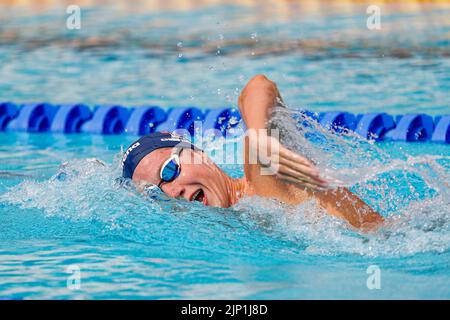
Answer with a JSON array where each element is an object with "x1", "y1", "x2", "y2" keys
[{"x1": 122, "y1": 132, "x2": 200, "y2": 179}]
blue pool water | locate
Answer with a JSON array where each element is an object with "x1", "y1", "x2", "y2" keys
[{"x1": 1, "y1": 2, "x2": 450, "y2": 299}]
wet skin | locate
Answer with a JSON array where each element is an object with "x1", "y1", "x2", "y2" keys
[
  {"x1": 132, "y1": 147, "x2": 246, "y2": 208},
  {"x1": 132, "y1": 74, "x2": 384, "y2": 230}
]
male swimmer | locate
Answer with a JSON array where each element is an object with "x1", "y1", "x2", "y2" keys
[{"x1": 122, "y1": 75, "x2": 384, "y2": 230}]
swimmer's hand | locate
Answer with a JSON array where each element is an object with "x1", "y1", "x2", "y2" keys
[
  {"x1": 277, "y1": 142, "x2": 329, "y2": 191},
  {"x1": 251, "y1": 132, "x2": 329, "y2": 191}
]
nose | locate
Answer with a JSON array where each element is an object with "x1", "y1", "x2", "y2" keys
[{"x1": 161, "y1": 182, "x2": 186, "y2": 200}]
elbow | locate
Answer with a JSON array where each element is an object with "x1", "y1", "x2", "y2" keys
[
  {"x1": 238, "y1": 74, "x2": 278, "y2": 106},
  {"x1": 246, "y1": 74, "x2": 276, "y2": 90}
]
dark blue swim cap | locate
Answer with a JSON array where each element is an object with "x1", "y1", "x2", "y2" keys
[{"x1": 122, "y1": 132, "x2": 200, "y2": 179}]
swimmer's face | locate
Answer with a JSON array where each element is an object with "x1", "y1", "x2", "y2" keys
[{"x1": 132, "y1": 147, "x2": 232, "y2": 207}]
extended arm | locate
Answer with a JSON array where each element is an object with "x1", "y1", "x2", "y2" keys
[
  {"x1": 238, "y1": 74, "x2": 384, "y2": 230},
  {"x1": 238, "y1": 74, "x2": 327, "y2": 190},
  {"x1": 315, "y1": 188, "x2": 384, "y2": 230}
]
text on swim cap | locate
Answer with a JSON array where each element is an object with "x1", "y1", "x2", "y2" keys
[{"x1": 122, "y1": 142, "x2": 141, "y2": 164}]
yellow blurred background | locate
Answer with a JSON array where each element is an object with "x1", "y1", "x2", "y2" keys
[{"x1": 1, "y1": 0, "x2": 450, "y2": 14}]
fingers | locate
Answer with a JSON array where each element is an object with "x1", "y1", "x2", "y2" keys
[
  {"x1": 279, "y1": 156, "x2": 324, "y2": 181},
  {"x1": 276, "y1": 146, "x2": 328, "y2": 185},
  {"x1": 278, "y1": 146, "x2": 314, "y2": 168},
  {"x1": 253, "y1": 134, "x2": 329, "y2": 189},
  {"x1": 276, "y1": 163, "x2": 328, "y2": 188},
  {"x1": 277, "y1": 172, "x2": 327, "y2": 192}
]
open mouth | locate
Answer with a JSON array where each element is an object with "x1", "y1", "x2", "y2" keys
[{"x1": 191, "y1": 189, "x2": 205, "y2": 204}]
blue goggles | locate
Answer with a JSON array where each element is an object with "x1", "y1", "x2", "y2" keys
[{"x1": 157, "y1": 150, "x2": 181, "y2": 188}]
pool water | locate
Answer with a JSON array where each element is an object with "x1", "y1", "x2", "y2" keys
[{"x1": 1, "y1": 1, "x2": 450, "y2": 299}]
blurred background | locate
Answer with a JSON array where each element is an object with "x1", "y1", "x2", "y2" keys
[
  {"x1": 1, "y1": 1, "x2": 450, "y2": 300},
  {"x1": 0, "y1": 0, "x2": 449, "y2": 115}
]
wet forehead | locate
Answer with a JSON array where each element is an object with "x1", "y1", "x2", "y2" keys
[{"x1": 132, "y1": 147, "x2": 173, "y2": 184}]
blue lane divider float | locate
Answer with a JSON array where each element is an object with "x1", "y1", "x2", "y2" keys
[
  {"x1": 7, "y1": 103, "x2": 58, "y2": 132},
  {"x1": 203, "y1": 107, "x2": 243, "y2": 136},
  {"x1": 432, "y1": 115, "x2": 450, "y2": 143},
  {"x1": 125, "y1": 106, "x2": 167, "y2": 135},
  {"x1": 1, "y1": 102, "x2": 449, "y2": 144},
  {"x1": 81, "y1": 105, "x2": 130, "y2": 135},
  {"x1": 156, "y1": 107, "x2": 204, "y2": 136},
  {"x1": 355, "y1": 113, "x2": 395, "y2": 141},
  {"x1": 50, "y1": 104, "x2": 92, "y2": 133},
  {"x1": 319, "y1": 111, "x2": 357, "y2": 133},
  {"x1": 384, "y1": 114, "x2": 434, "y2": 142},
  {"x1": 0, "y1": 102, "x2": 19, "y2": 131}
]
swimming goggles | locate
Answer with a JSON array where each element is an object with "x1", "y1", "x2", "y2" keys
[{"x1": 157, "y1": 149, "x2": 182, "y2": 188}]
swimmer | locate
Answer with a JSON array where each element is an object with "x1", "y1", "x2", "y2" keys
[{"x1": 122, "y1": 75, "x2": 384, "y2": 231}]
